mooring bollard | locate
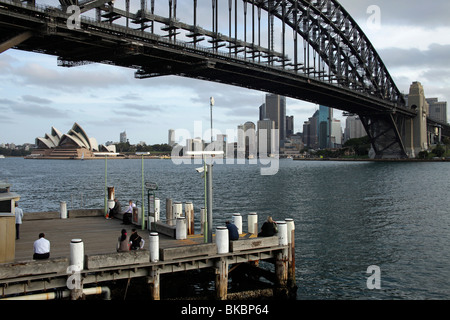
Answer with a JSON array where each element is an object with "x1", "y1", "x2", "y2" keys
[
  {"x1": 200, "y1": 207, "x2": 206, "y2": 235},
  {"x1": 60, "y1": 201, "x2": 67, "y2": 219},
  {"x1": 232, "y1": 213, "x2": 242, "y2": 234},
  {"x1": 69, "y1": 239, "x2": 84, "y2": 300},
  {"x1": 285, "y1": 218, "x2": 296, "y2": 287},
  {"x1": 173, "y1": 202, "x2": 183, "y2": 219},
  {"x1": 248, "y1": 212, "x2": 258, "y2": 234},
  {"x1": 166, "y1": 198, "x2": 174, "y2": 226},
  {"x1": 277, "y1": 221, "x2": 288, "y2": 246},
  {"x1": 149, "y1": 232, "x2": 159, "y2": 262},
  {"x1": 154, "y1": 198, "x2": 160, "y2": 222},
  {"x1": 216, "y1": 226, "x2": 229, "y2": 254},
  {"x1": 107, "y1": 186, "x2": 115, "y2": 211},
  {"x1": 176, "y1": 217, "x2": 187, "y2": 240},
  {"x1": 185, "y1": 201, "x2": 194, "y2": 235}
]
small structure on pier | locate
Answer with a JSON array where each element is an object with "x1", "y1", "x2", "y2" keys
[{"x1": 0, "y1": 182, "x2": 20, "y2": 263}]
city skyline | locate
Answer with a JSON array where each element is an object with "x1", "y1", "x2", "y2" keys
[{"x1": 0, "y1": 0, "x2": 449, "y2": 146}]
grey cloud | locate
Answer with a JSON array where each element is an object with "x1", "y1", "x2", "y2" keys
[
  {"x1": 379, "y1": 44, "x2": 450, "y2": 69},
  {"x1": 22, "y1": 95, "x2": 53, "y2": 105}
]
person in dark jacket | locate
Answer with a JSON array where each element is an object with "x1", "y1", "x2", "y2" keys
[
  {"x1": 258, "y1": 216, "x2": 278, "y2": 237},
  {"x1": 225, "y1": 221, "x2": 239, "y2": 240}
]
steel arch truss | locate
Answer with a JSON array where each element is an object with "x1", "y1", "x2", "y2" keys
[{"x1": 252, "y1": 0, "x2": 404, "y2": 106}]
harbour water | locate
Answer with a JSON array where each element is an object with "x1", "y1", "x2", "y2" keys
[{"x1": 1, "y1": 157, "x2": 450, "y2": 300}]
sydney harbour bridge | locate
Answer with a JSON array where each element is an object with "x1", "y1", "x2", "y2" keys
[{"x1": 0, "y1": 0, "x2": 448, "y2": 158}]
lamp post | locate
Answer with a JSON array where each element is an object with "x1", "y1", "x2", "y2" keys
[
  {"x1": 136, "y1": 152, "x2": 150, "y2": 230},
  {"x1": 187, "y1": 150, "x2": 223, "y2": 243}
]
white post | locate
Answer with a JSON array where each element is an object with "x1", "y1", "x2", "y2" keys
[
  {"x1": 277, "y1": 221, "x2": 288, "y2": 246},
  {"x1": 70, "y1": 239, "x2": 84, "y2": 270},
  {"x1": 149, "y1": 232, "x2": 159, "y2": 262},
  {"x1": 232, "y1": 213, "x2": 242, "y2": 234},
  {"x1": 154, "y1": 198, "x2": 160, "y2": 222},
  {"x1": 176, "y1": 217, "x2": 187, "y2": 240},
  {"x1": 172, "y1": 202, "x2": 183, "y2": 219},
  {"x1": 60, "y1": 201, "x2": 67, "y2": 219},
  {"x1": 248, "y1": 212, "x2": 258, "y2": 234},
  {"x1": 216, "y1": 226, "x2": 229, "y2": 254}
]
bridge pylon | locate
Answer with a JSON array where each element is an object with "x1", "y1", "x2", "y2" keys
[{"x1": 403, "y1": 81, "x2": 429, "y2": 158}]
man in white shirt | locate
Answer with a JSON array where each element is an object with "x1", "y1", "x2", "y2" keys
[
  {"x1": 33, "y1": 233, "x2": 50, "y2": 260},
  {"x1": 15, "y1": 202, "x2": 23, "y2": 240}
]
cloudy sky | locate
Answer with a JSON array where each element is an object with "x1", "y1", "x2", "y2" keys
[{"x1": 0, "y1": 0, "x2": 449, "y2": 146}]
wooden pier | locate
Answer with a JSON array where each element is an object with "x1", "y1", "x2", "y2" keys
[{"x1": 0, "y1": 210, "x2": 296, "y2": 300}]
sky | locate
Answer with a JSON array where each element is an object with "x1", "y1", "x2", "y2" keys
[{"x1": 0, "y1": 0, "x2": 449, "y2": 146}]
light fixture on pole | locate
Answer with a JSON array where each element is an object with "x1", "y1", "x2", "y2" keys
[
  {"x1": 136, "y1": 152, "x2": 150, "y2": 230},
  {"x1": 186, "y1": 150, "x2": 223, "y2": 243}
]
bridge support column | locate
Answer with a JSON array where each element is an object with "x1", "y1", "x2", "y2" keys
[
  {"x1": 404, "y1": 81, "x2": 429, "y2": 157},
  {"x1": 360, "y1": 114, "x2": 408, "y2": 159}
]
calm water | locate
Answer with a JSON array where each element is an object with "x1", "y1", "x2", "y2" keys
[{"x1": 1, "y1": 157, "x2": 450, "y2": 300}]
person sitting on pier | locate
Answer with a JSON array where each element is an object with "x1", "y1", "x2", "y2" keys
[
  {"x1": 109, "y1": 198, "x2": 121, "y2": 219},
  {"x1": 258, "y1": 216, "x2": 278, "y2": 237},
  {"x1": 225, "y1": 221, "x2": 239, "y2": 240},
  {"x1": 117, "y1": 229, "x2": 130, "y2": 252},
  {"x1": 129, "y1": 228, "x2": 145, "y2": 250},
  {"x1": 33, "y1": 233, "x2": 50, "y2": 260},
  {"x1": 122, "y1": 200, "x2": 135, "y2": 225}
]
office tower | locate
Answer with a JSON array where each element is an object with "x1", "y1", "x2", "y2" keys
[
  {"x1": 426, "y1": 98, "x2": 448, "y2": 123},
  {"x1": 257, "y1": 119, "x2": 275, "y2": 156},
  {"x1": 216, "y1": 134, "x2": 228, "y2": 157},
  {"x1": 237, "y1": 122, "x2": 256, "y2": 158},
  {"x1": 318, "y1": 105, "x2": 332, "y2": 149},
  {"x1": 303, "y1": 110, "x2": 319, "y2": 149},
  {"x1": 263, "y1": 94, "x2": 286, "y2": 142},
  {"x1": 286, "y1": 115, "x2": 294, "y2": 138},
  {"x1": 120, "y1": 131, "x2": 127, "y2": 143},
  {"x1": 259, "y1": 103, "x2": 266, "y2": 121},
  {"x1": 168, "y1": 129, "x2": 176, "y2": 146},
  {"x1": 331, "y1": 119, "x2": 342, "y2": 147},
  {"x1": 344, "y1": 116, "x2": 366, "y2": 142}
]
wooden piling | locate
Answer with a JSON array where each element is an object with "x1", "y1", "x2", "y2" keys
[
  {"x1": 275, "y1": 248, "x2": 289, "y2": 298},
  {"x1": 166, "y1": 198, "x2": 173, "y2": 226},
  {"x1": 148, "y1": 269, "x2": 160, "y2": 300},
  {"x1": 215, "y1": 257, "x2": 229, "y2": 300},
  {"x1": 185, "y1": 202, "x2": 194, "y2": 235}
]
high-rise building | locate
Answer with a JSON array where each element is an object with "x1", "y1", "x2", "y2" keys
[
  {"x1": 331, "y1": 119, "x2": 342, "y2": 147},
  {"x1": 237, "y1": 122, "x2": 256, "y2": 158},
  {"x1": 120, "y1": 131, "x2": 127, "y2": 143},
  {"x1": 168, "y1": 129, "x2": 176, "y2": 146},
  {"x1": 286, "y1": 115, "x2": 294, "y2": 138},
  {"x1": 216, "y1": 134, "x2": 228, "y2": 157},
  {"x1": 257, "y1": 119, "x2": 276, "y2": 156},
  {"x1": 318, "y1": 105, "x2": 332, "y2": 149},
  {"x1": 261, "y1": 94, "x2": 286, "y2": 142},
  {"x1": 344, "y1": 115, "x2": 366, "y2": 142},
  {"x1": 303, "y1": 110, "x2": 319, "y2": 149},
  {"x1": 426, "y1": 98, "x2": 448, "y2": 124}
]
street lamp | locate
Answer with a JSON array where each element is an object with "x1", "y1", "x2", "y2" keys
[
  {"x1": 136, "y1": 152, "x2": 150, "y2": 230},
  {"x1": 186, "y1": 150, "x2": 223, "y2": 243}
]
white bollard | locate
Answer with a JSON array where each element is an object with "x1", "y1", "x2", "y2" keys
[
  {"x1": 154, "y1": 198, "x2": 160, "y2": 222},
  {"x1": 200, "y1": 207, "x2": 206, "y2": 235},
  {"x1": 285, "y1": 218, "x2": 295, "y2": 244},
  {"x1": 248, "y1": 212, "x2": 258, "y2": 234},
  {"x1": 172, "y1": 202, "x2": 183, "y2": 219},
  {"x1": 149, "y1": 232, "x2": 159, "y2": 262},
  {"x1": 232, "y1": 213, "x2": 242, "y2": 234},
  {"x1": 70, "y1": 239, "x2": 84, "y2": 270},
  {"x1": 60, "y1": 201, "x2": 67, "y2": 219},
  {"x1": 216, "y1": 226, "x2": 229, "y2": 254},
  {"x1": 277, "y1": 221, "x2": 288, "y2": 246},
  {"x1": 176, "y1": 217, "x2": 187, "y2": 240}
]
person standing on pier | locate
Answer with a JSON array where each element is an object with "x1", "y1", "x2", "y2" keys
[
  {"x1": 33, "y1": 233, "x2": 50, "y2": 260},
  {"x1": 15, "y1": 202, "x2": 23, "y2": 240},
  {"x1": 117, "y1": 229, "x2": 130, "y2": 252}
]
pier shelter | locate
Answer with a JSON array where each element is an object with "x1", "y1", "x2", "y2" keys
[{"x1": 0, "y1": 183, "x2": 20, "y2": 263}]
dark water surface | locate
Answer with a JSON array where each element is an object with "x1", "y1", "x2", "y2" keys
[{"x1": 2, "y1": 157, "x2": 450, "y2": 299}]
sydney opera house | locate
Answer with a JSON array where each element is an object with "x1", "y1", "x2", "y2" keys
[{"x1": 28, "y1": 123, "x2": 119, "y2": 159}]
